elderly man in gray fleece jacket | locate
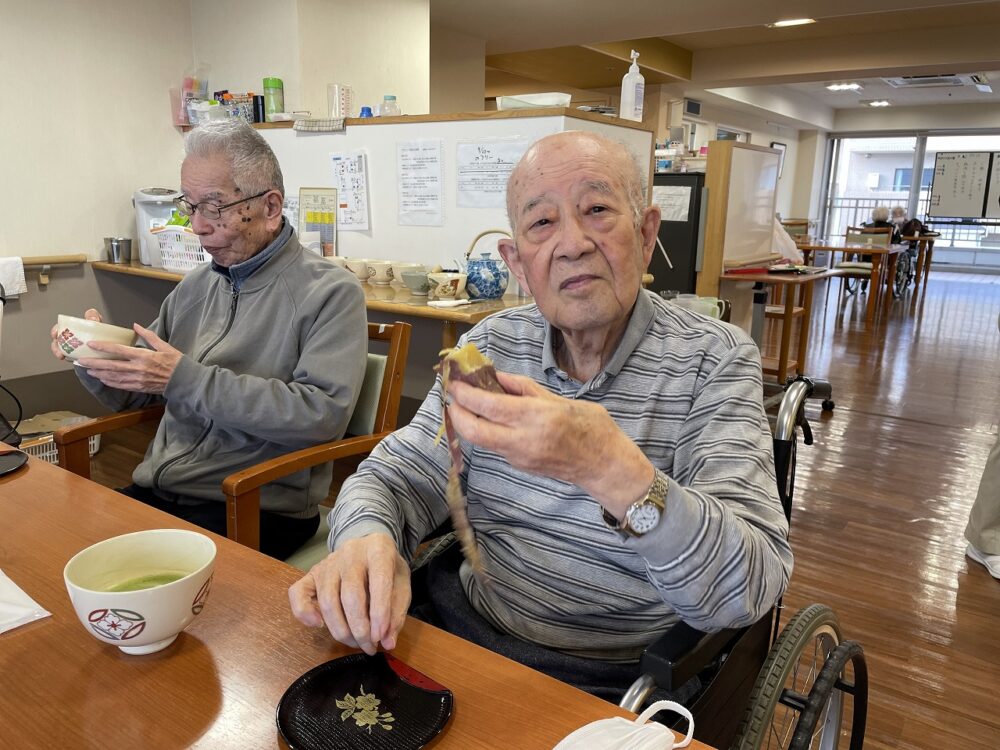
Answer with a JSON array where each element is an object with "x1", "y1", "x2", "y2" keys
[{"x1": 52, "y1": 120, "x2": 367, "y2": 559}]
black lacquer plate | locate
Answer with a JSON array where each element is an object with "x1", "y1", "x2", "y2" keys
[
  {"x1": 277, "y1": 652, "x2": 453, "y2": 750},
  {"x1": 0, "y1": 449, "x2": 28, "y2": 477}
]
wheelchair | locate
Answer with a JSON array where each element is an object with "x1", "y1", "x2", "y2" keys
[{"x1": 620, "y1": 376, "x2": 869, "y2": 750}]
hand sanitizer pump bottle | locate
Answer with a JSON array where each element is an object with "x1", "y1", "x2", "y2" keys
[{"x1": 619, "y1": 50, "x2": 645, "y2": 122}]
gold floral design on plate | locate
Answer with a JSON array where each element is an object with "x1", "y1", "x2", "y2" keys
[{"x1": 335, "y1": 684, "x2": 396, "y2": 733}]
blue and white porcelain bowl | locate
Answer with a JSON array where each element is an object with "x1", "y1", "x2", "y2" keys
[{"x1": 465, "y1": 253, "x2": 509, "y2": 300}]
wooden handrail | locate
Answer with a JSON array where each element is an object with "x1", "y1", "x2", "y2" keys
[{"x1": 23, "y1": 254, "x2": 88, "y2": 268}]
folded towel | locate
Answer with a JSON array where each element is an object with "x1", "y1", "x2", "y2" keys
[
  {"x1": 428, "y1": 299, "x2": 471, "y2": 308},
  {"x1": 0, "y1": 257, "x2": 27, "y2": 298}
]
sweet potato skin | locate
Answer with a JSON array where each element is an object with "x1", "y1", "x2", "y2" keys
[{"x1": 436, "y1": 344, "x2": 505, "y2": 580}]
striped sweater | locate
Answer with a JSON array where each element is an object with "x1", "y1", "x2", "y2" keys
[{"x1": 330, "y1": 290, "x2": 793, "y2": 662}]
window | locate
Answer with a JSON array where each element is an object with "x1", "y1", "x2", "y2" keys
[
  {"x1": 717, "y1": 126, "x2": 749, "y2": 142},
  {"x1": 892, "y1": 167, "x2": 933, "y2": 191}
]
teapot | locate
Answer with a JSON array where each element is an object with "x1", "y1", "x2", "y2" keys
[{"x1": 465, "y1": 229, "x2": 511, "y2": 300}]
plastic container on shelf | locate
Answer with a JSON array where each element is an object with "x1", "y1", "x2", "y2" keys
[
  {"x1": 152, "y1": 226, "x2": 210, "y2": 274},
  {"x1": 359, "y1": 106, "x2": 374, "y2": 118},
  {"x1": 619, "y1": 50, "x2": 644, "y2": 122},
  {"x1": 263, "y1": 77, "x2": 284, "y2": 117},
  {"x1": 378, "y1": 95, "x2": 400, "y2": 117}
]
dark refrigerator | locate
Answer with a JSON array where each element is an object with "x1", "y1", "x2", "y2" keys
[{"x1": 648, "y1": 172, "x2": 708, "y2": 295}]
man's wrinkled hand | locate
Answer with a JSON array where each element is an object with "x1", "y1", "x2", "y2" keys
[
  {"x1": 288, "y1": 534, "x2": 411, "y2": 655},
  {"x1": 76, "y1": 323, "x2": 182, "y2": 394},
  {"x1": 445, "y1": 370, "x2": 654, "y2": 516}
]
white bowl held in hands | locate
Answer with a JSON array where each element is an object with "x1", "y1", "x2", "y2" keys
[
  {"x1": 64, "y1": 529, "x2": 217, "y2": 655},
  {"x1": 55, "y1": 315, "x2": 138, "y2": 361}
]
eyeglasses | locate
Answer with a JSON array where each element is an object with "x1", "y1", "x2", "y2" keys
[{"x1": 174, "y1": 190, "x2": 270, "y2": 221}]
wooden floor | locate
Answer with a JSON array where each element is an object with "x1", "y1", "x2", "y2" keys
[
  {"x1": 84, "y1": 271, "x2": 1000, "y2": 748},
  {"x1": 771, "y1": 271, "x2": 1000, "y2": 749}
]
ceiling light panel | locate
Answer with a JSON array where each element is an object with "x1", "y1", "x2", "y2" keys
[
  {"x1": 826, "y1": 83, "x2": 864, "y2": 91},
  {"x1": 767, "y1": 18, "x2": 816, "y2": 28}
]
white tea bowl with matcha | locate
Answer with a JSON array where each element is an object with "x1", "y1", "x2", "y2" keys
[{"x1": 64, "y1": 529, "x2": 216, "y2": 655}]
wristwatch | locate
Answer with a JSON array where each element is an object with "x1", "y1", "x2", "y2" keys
[{"x1": 602, "y1": 469, "x2": 668, "y2": 536}]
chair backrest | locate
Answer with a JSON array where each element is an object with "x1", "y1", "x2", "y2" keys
[
  {"x1": 351, "y1": 321, "x2": 411, "y2": 436},
  {"x1": 846, "y1": 226, "x2": 892, "y2": 247},
  {"x1": 780, "y1": 219, "x2": 809, "y2": 236}
]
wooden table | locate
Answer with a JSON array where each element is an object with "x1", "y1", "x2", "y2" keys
[
  {"x1": 721, "y1": 270, "x2": 834, "y2": 382},
  {"x1": 1, "y1": 455, "x2": 718, "y2": 749},
  {"x1": 795, "y1": 239, "x2": 902, "y2": 322},
  {"x1": 92, "y1": 262, "x2": 531, "y2": 350},
  {"x1": 363, "y1": 284, "x2": 530, "y2": 349}
]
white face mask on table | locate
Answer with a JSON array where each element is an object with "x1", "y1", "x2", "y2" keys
[{"x1": 552, "y1": 700, "x2": 694, "y2": 750}]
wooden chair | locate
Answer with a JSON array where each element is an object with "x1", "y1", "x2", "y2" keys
[
  {"x1": 832, "y1": 226, "x2": 891, "y2": 300},
  {"x1": 55, "y1": 321, "x2": 412, "y2": 560}
]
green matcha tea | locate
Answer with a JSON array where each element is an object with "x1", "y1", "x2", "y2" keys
[{"x1": 107, "y1": 572, "x2": 186, "y2": 592}]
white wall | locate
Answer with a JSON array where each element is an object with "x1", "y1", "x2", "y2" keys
[
  {"x1": 0, "y1": 0, "x2": 191, "y2": 259},
  {"x1": 682, "y1": 102, "x2": 800, "y2": 217},
  {"x1": 191, "y1": 0, "x2": 300, "y2": 110},
  {"x1": 833, "y1": 102, "x2": 1000, "y2": 133},
  {"x1": 430, "y1": 23, "x2": 485, "y2": 114},
  {"x1": 297, "y1": 0, "x2": 430, "y2": 117}
]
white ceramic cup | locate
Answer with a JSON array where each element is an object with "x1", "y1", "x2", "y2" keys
[
  {"x1": 401, "y1": 271, "x2": 431, "y2": 296},
  {"x1": 391, "y1": 262, "x2": 424, "y2": 283},
  {"x1": 343, "y1": 258, "x2": 372, "y2": 282},
  {"x1": 55, "y1": 315, "x2": 139, "y2": 361},
  {"x1": 327, "y1": 256, "x2": 348, "y2": 268},
  {"x1": 64, "y1": 529, "x2": 217, "y2": 655},
  {"x1": 367, "y1": 260, "x2": 394, "y2": 285},
  {"x1": 428, "y1": 272, "x2": 467, "y2": 299}
]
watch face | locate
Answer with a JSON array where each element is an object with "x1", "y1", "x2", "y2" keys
[{"x1": 627, "y1": 503, "x2": 661, "y2": 535}]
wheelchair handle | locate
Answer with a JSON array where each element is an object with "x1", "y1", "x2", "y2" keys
[{"x1": 774, "y1": 377, "x2": 831, "y2": 442}]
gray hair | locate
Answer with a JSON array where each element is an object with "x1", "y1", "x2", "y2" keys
[
  {"x1": 890, "y1": 205, "x2": 906, "y2": 218},
  {"x1": 505, "y1": 131, "x2": 647, "y2": 233},
  {"x1": 871, "y1": 205, "x2": 890, "y2": 223},
  {"x1": 184, "y1": 120, "x2": 285, "y2": 198}
]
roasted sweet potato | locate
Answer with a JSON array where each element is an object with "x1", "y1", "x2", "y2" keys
[{"x1": 436, "y1": 343, "x2": 505, "y2": 580}]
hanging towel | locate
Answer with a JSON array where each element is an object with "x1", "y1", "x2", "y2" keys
[{"x1": 0, "y1": 257, "x2": 28, "y2": 298}]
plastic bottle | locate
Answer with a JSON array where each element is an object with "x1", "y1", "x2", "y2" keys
[
  {"x1": 619, "y1": 50, "x2": 645, "y2": 122},
  {"x1": 359, "y1": 106, "x2": 374, "y2": 118},
  {"x1": 378, "y1": 95, "x2": 401, "y2": 117},
  {"x1": 263, "y1": 77, "x2": 284, "y2": 118}
]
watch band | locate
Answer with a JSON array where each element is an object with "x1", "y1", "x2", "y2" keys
[{"x1": 601, "y1": 469, "x2": 668, "y2": 536}]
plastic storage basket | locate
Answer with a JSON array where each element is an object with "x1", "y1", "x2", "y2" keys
[
  {"x1": 21, "y1": 434, "x2": 101, "y2": 465},
  {"x1": 154, "y1": 227, "x2": 209, "y2": 274}
]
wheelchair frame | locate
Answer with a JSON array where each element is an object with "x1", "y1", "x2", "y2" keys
[{"x1": 621, "y1": 376, "x2": 869, "y2": 750}]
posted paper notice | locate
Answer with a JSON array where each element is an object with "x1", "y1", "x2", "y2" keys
[
  {"x1": 330, "y1": 151, "x2": 371, "y2": 231},
  {"x1": 397, "y1": 140, "x2": 444, "y2": 226},
  {"x1": 652, "y1": 185, "x2": 692, "y2": 222},
  {"x1": 457, "y1": 139, "x2": 529, "y2": 208}
]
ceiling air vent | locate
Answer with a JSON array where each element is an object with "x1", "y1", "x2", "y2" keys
[{"x1": 882, "y1": 73, "x2": 987, "y2": 88}]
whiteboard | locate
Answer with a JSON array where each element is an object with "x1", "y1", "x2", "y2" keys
[
  {"x1": 258, "y1": 114, "x2": 653, "y2": 270},
  {"x1": 928, "y1": 152, "x2": 991, "y2": 218},
  {"x1": 723, "y1": 147, "x2": 780, "y2": 263}
]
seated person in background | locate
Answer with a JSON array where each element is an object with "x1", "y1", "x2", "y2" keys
[
  {"x1": 50, "y1": 119, "x2": 368, "y2": 559},
  {"x1": 865, "y1": 205, "x2": 901, "y2": 244},
  {"x1": 289, "y1": 131, "x2": 793, "y2": 702}
]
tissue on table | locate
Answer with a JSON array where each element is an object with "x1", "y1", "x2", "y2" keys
[{"x1": 0, "y1": 568, "x2": 51, "y2": 635}]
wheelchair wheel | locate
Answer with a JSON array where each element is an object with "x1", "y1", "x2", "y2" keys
[
  {"x1": 734, "y1": 604, "x2": 843, "y2": 750},
  {"x1": 789, "y1": 640, "x2": 868, "y2": 750},
  {"x1": 892, "y1": 253, "x2": 911, "y2": 298}
]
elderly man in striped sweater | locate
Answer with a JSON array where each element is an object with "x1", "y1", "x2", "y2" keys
[{"x1": 290, "y1": 130, "x2": 793, "y2": 702}]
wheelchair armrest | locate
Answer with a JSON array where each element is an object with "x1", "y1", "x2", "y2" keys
[{"x1": 639, "y1": 620, "x2": 745, "y2": 693}]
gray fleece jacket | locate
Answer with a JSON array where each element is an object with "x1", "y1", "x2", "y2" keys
[{"x1": 78, "y1": 231, "x2": 367, "y2": 518}]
